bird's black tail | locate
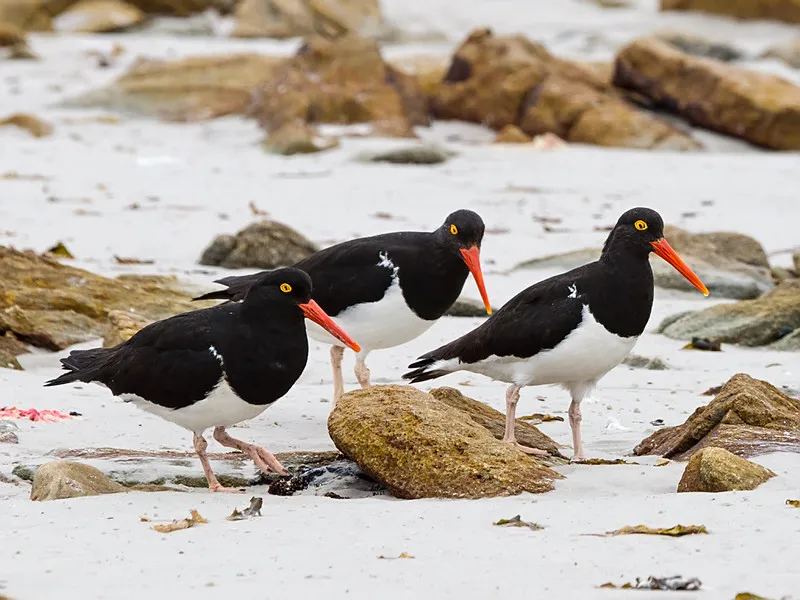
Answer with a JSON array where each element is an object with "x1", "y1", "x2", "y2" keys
[
  {"x1": 43, "y1": 348, "x2": 112, "y2": 387},
  {"x1": 401, "y1": 342, "x2": 461, "y2": 384}
]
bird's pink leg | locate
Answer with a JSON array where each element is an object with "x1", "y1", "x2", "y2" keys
[
  {"x1": 354, "y1": 355, "x2": 371, "y2": 389},
  {"x1": 502, "y1": 384, "x2": 549, "y2": 457},
  {"x1": 330, "y1": 345, "x2": 345, "y2": 408},
  {"x1": 193, "y1": 433, "x2": 245, "y2": 493},
  {"x1": 568, "y1": 400, "x2": 586, "y2": 462},
  {"x1": 212, "y1": 426, "x2": 288, "y2": 476}
]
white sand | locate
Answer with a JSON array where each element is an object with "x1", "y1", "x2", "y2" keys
[{"x1": 2, "y1": 1, "x2": 800, "y2": 598}]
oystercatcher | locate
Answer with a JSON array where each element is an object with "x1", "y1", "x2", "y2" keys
[
  {"x1": 194, "y1": 209, "x2": 492, "y2": 405},
  {"x1": 44, "y1": 268, "x2": 360, "y2": 492},
  {"x1": 402, "y1": 207, "x2": 709, "y2": 461}
]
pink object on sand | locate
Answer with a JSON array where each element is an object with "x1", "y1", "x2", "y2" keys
[{"x1": 0, "y1": 406, "x2": 76, "y2": 422}]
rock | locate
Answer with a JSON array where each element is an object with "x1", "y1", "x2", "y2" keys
[
  {"x1": 251, "y1": 34, "x2": 429, "y2": 142},
  {"x1": 0, "y1": 0, "x2": 57, "y2": 31},
  {"x1": 263, "y1": 121, "x2": 340, "y2": 155},
  {"x1": 444, "y1": 297, "x2": 494, "y2": 317},
  {"x1": 654, "y1": 31, "x2": 744, "y2": 62},
  {"x1": 677, "y1": 447, "x2": 776, "y2": 492},
  {"x1": 232, "y1": 0, "x2": 385, "y2": 40},
  {"x1": 660, "y1": 0, "x2": 800, "y2": 24},
  {"x1": 0, "y1": 112, "x2": 52, "y2": 137},
  {"x1": 354, "y1": 143, "x2": 453, "y2": 165},
  {"x1": 61, "y1": 53, "x2": 281, "y2": 121},
  {"x1": 793, "y1": 250, "x2": 800, "y2": 273},
  {"x1": 199, "y1": 219, "x2": 318, "y2": 269},
  {"x1": 614, "y1": 37, "x2": 800, "y2": 150},
  {"x1": 658, "y1": 280, "x2": 800, "y2": 348},
  {"x1": 428, "y1": 387, "x2": 567, "y2": 462},
  {"x1": 514, "y1": 226, "x2": 772, "y2": 300},
  {"x1": 432, "y1": 28, "x2": 700, "y2": 151},
  {"x1": 634, "y1": 373, "x2": 800, "y2": 460},
  {"x1": 0, "y1": 245, "x2": 206, "y2": 353},
  {"x1": 622, "y1": 354, "x2": 670, "y2": 370},
  {"x1": 0, "y1": 331, "x2": 28, "y2": 369},
  {"x1": 31, "y1": 460, "x2": 129, "y2": 501},
  {"x1": 103, "y1": 309, "x2": 152, "y2": 348},
  {"x1": 0, "y1": 421, "x2": 19, "y2": 444},
  {"x1": 52, "y1": 0, "x2": 145, "y2": 32},
  {"x1": 761, "y1": 39, "x2": 800, "y2": 68},
  {"x1": 0, "y1": 20, "x2": 26, "y2": 45},
  {"x1": 124, "y1": 0, "x2": 218, "y2": 16},
  {"x1": 494, "y1": 124, "x2": 532, "y2": 143},
  {"x1": 387, "y1": 54, "x2": 448, "y2": 100},
  {"x1": 328, "y1": 384, "x2": 564, "y2": 499}
]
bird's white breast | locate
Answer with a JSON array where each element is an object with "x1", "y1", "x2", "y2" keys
[
  {"x1": 121, "y1": 378, "x2": 269, "y2": 434},
  {"x1": 305, "y1": 253, "x2": 435, "y2": 355},
  {"x1": 447, "y1": 304, "x2": 638, "y2": 387}
]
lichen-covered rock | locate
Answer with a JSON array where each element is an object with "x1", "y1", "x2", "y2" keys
[
  {"x1": 199, "y1": 219, "x2": 318, "y2": 269},
  {"x1": 232, "y1": 0, "x2": 385, "y2": 40},
  {"x1": 634, "y1": 373, "x2": 800, "y2": 460},
  {"x1": 493, "y1": 124, "x2": 532, "y2": 143},
  {"x1": 428, "y1": 387, "x2": 567, "y2": 463},
  {"x1": 328, "y1": 384, "x2": 563, "y2": 499},
  {"x1": 432, "y1": 28, "x2": 700, "y2": 151},
  {"x1": 251, "y1": 34, "x2": 429, "y2": 140},
  {"x1": 0, "y1": 331, "x2": 27, "y2": 369},
  {"x1": 677, "y1": 447, "x2": 776, "y2": 492},
  {"x1": 654, "y1": 31, "x2": 744, "y2": 62},
  {"x1": 60, "y1": 53, "x2": 281, "y2": 121},
  {"x1": 0, "y1": 0, "x2": 58, "y2": 31},
  {"x1": 0, "y1": 246, "x2": 206, "y2": 355},
  {"x1": 660, "y1": 0, "x2": 800, "y2": 24},
  {"x1": 614, "y1": 37, "x2": 800, "y2": 150},
  {"x1": 103, "y1": 309, "x2": 152, "y2": 348},
  {"x1": 514, "y1": 225, "x2": 772, "y2": 300},
  {"x1": 52, "y1": 0, "x2": 145, "y2": 32},
  {"x1": 761, "y1": 39, "x2": 800, "y2": 68},
  {"x1": 658, "y1": 280, "x2": 800, "y2": 348},
  {"x1": 31, "y1": 461, "x2": 129, "y2": 501}
]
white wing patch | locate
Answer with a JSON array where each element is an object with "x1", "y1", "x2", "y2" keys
[
  {"x1": 568, "y1": 284, "x2": 578, "y2": 299},
  {"x1": 208, "y1": 345, "x2": 224, "y2": 365},
  {"x1": 377, "y1": 251, "x2": 400, "y2": 279}
]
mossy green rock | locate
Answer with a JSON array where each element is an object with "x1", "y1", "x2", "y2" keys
[
  {"x1": 327, "y1": 384, "x2": 563, "y2": 499},
  {"x1": 677, "y1": 447, "x2": 776, "y2": 493}
]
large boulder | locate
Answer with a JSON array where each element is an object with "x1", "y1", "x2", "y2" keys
[
  {"x1": 660, "y1": 0, "x2": 800, "y2": 24},
  {"x1": 0, "y1": 246, "x2": 207, "y2": 363},
  {"x1": 513, "y1": 226, "x2": 772, "y2": 300},
  {"x1": 199, "y1": 219, "x2": 318, "y2": 269},
  {"x1": 634, "y1": 374, "x2": 800, "y2": 460},
  {"x1": 431, "y1": 28, "x2": 700, "y2": 151},
  {"x1": 328, "y1": 384, "x2": 563, "y2": 499},
  {"x1": 232, "y1": 0, "x2": 385, "y2": 40},
  {"x1": 658, "y1": 280, "x2": 800, "y2": 348},
  {"x1": 251, "y1": 34, "x2": 430, "y2": 143},
  {"x1": 31, "y1": 460, "x2": 129, "y2": 501},
  {"x1": 60, "y1": 53, "x2": 282, "y2": 121},
  {"x1": 676, "y1": 447, "x2": 776, "y2": 493},
  {"x1": 614, "y1": 37, "x2": 800, "y2": 150}
]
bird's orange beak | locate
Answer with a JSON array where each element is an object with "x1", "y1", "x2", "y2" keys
[
  {"x1": 650, "y1": 238, "x2": 709, "y2": 297},
  {"x1": 459, "y1": 246, "x2": 492, "y2": 315},
  {"x1": 299, "y1": 299, "x2": 361, "y2": 352}
]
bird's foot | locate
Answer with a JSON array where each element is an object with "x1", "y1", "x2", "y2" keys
[
  {"x1": 569, "y1": 454, "x2": 589, "y2": 464},
  {"x1": 252, "y1": 445, "x2": 289, "y2": 475},
  {"x1": 212, "y1": 426, "x2": 288, "y2": 476},
  {"x1": 209, "y1": 483, "x2": 247, "y2": 494},
  {"x1": 506, "y1": 440, "x2": 551, "y2": 457}
]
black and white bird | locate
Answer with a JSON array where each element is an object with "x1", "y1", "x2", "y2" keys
[
  {"x1": 194, "y1": 210, "x2": 492, "y2": 405},
  {"x1": 402, "y1": 207, "x2": 709, "y2": 462},
  {"x1": 44, "y1": 268, "x2": 360, "y2": 492}
]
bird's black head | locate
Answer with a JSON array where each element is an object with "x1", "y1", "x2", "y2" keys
[
  {"x1": 437, "y1": 209, "x2": 486, "y2": 250},
  {"x1": 436, "y1": 209, "x2": 492, "y2": 315},
  {"x1": 241, "y1": 267, "x2": 360, "y2": 351},
  {"x1": 603, "y1": 207, "x2": 665, "y2": 258},
  {"x1": 603, "y1": 207, "x2": 709, "y2": 297}
]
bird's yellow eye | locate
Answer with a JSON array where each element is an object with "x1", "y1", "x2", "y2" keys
[
  {"x1": 280, "y1": 283, "x2": 292, "y2": 293},
  {"x1": 634, "y1": 220, "x2": 648, "y2": 231},
  {"x1": 450, "y1": 224, "x2": 458, "y2": 235}
]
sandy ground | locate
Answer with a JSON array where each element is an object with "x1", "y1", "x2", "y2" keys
[{"x1": 2, "y1": 1, "x2": 800, "y2": 598}]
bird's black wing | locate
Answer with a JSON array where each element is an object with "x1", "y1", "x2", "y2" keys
[
  {"x1": 45, "y1": 308, "x2": 226, "y2": 410},
  {"x1": 195, "y1": 232, "x2": 427, "y2": 316},
  {"x1": 403, "y1": 265, "x2": 592, "y2": 381}
]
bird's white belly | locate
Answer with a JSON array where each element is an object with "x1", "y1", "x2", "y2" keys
[
  {"x1": 305, "y1": 278, "x2": 435, "y2": 355},
  {"x1": 121, "y1": 378, "x2": 269, "y2": 434},
  {"x1": 461, "y1": 304, "x2": 639, "y2": 386}
]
